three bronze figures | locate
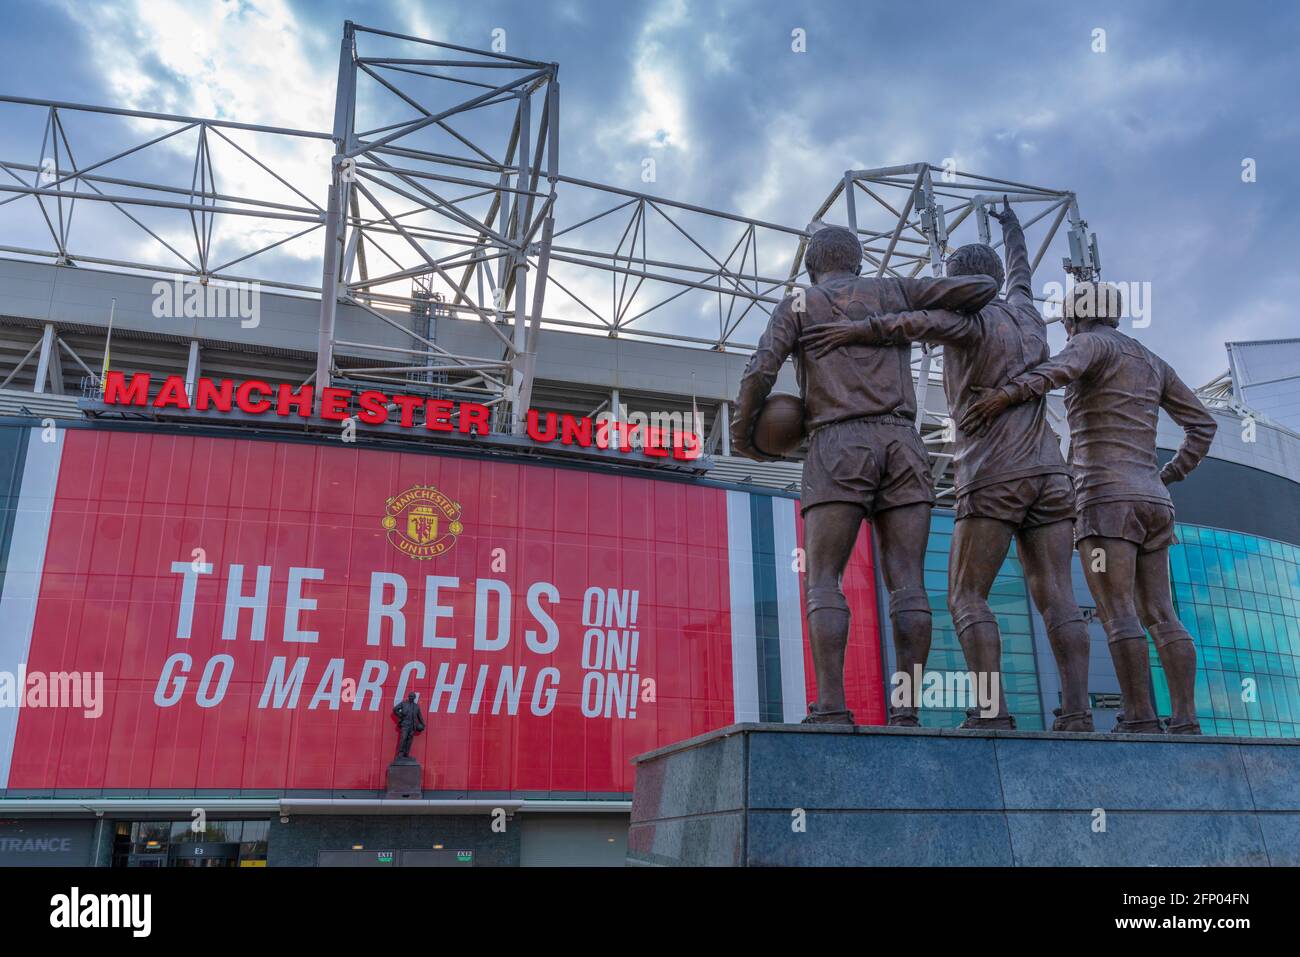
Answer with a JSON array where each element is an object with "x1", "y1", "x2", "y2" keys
[{"x1": 733, "y1": 197, "x2": 1215, "y2": 734}]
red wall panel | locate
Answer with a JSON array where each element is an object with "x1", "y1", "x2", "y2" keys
[
  {"x1": 10, "y1": 431, "x2": 738, "y2": 794},
  {"x1": 8, "y1": 428, "x2": 884, "y2": 794},
  {"x1": 794, "y1": 507, "x2": 887, "y2": 725}
]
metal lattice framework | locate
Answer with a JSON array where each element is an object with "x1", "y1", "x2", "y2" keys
[
  {"x1": 0, "y1": 84, "x2": 333, "y2": 281},
  {"x1": 0, "y1": 20, "x2": 1106, "y2": 487},
  {"x1": 1192, "y1": 369, "x2": 1285, "y2": 437}
]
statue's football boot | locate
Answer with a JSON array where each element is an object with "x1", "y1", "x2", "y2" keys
[
  {"x1": 800, "y1": 703, "x2": 855, "y2": 726},
  {"x1": 886, "y1": 705, "x2": 920, "y2": 728},
  {"x1": 1051, "y1": 707, "x2": 1095, "y2": 732},
  {"x1": 1111, "y1": 711, "x2": 1163, "y2": 734},
  {"x1": 958, "y1": 708, "x2": 1016, "y2": 730}
]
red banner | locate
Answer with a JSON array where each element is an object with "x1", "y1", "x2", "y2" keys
[{"x1": 6, "y1": 428, "x2": 883, "y2": 793}]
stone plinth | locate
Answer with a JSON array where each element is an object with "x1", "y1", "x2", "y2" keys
[
  {"x1": 628, "y1": 723, "x2": 1300, "y2": 866},
  {"x1": 385, "y1": 758, "x2": 422, "y2": 799}
]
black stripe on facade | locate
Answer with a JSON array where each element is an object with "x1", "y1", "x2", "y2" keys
[
  {"x1": 0, "y1": 426, "x2": 30, "y2": 599},
  {"x1": 749, "y1": 493, "x2": 783, "y2": 722},
  {"x1": 1160, "y1": 449, "x2": 1300, "y2": 548}
]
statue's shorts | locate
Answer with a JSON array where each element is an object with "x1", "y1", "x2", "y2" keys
[
  {"x1": 800, "y1": 417, "x2": 934, "y2": 517},
  {"x1": 955, "y1": 472, "x2": 1075, "y2": 529},
  {"x1": 1074, "y1": 499, "x2": 1178, "y2": 552}
]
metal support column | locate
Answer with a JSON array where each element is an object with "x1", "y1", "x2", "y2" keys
[
  {"x1": 33, "y1": 323, "x2": 55, "y2": 394},
  {"x1": 185, "y1": 340, "x2": 201, "y2": 401},
  {"x1": 314, "y1": 21, "x2": 357, "y2": 401}
]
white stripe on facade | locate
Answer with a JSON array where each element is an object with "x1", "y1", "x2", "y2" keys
[
  {"x1": 725, "y1": 490, "x2": 760, "y2": 723},
  {"x1": 0, "y1": 428, "x2": 64, "y2": 788},
  {"x1": 771, "y1": 497, "x2": 808, "y2": 723}
]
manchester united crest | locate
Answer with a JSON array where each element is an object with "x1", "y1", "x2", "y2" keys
[{"x1": 381, "y1": 485, "x2": 464, "y2": 559}]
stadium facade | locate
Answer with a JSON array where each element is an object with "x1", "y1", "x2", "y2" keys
[
  {"x1": 0, "y1": 259, "x2": 1297, "y2": 866},
  {"x1": 1, "y1": 22, "x2": 1298, "y2": 867}
]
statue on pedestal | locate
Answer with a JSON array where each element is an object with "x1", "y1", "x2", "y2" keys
[
  {"x1": 800, "y1": 198, "x2": 1094, "y2": 731},
  {"x1": 732, "y1": 225, "x2": 996, "y2": 726},
  {"x1": 386, "y1": 691, "x2": 426, "y2": 799},
  {"x1": 393, "y1": 690, "x2": 425, "y2": 760},
  {"x1": 961, "y1": 279, "x2": 1217, "y2": 733}
]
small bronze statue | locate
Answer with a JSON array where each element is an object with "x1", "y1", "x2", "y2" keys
[
  {"x1": 962, "y1": 280, "x2": 1216, "y2": 733},
  {"x1": 801, "y1": 198, "x2": 1093, "y2": 731},
  {"x1": 393, "y1": 691, "x2": 426, "y2": 759},
  {"x1": 732, "y1": 225, "x2": 996, "y2": 726}
]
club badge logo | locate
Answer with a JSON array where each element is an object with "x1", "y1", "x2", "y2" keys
[{"x1": 381, "y1": 485, "x2": 463, "y2": 560}]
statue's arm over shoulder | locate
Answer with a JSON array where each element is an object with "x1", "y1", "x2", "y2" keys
[
  {"x1": 863, "y1": 308, "x2": 981, "y2": 347},
  {"x1": 1158, "y1": 362, "x2": 1218, "y2": 483},
  {"x1": 731, "y1": 298, "x2": 799, "y2": 458},
  {"x1": 899, "y1": 275, "x2": 998, "y2": 313},
  {"x1": 1001, "y1": 334, "x2": 1106, "y2": 403}
]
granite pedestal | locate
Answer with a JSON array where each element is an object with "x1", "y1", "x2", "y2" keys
[
  {"x1": 385, "y1": 757, "x2": 422, "y2": 799},
  {"x1": 628, "y1": 723, "x2": 1300, "y2": 866}
]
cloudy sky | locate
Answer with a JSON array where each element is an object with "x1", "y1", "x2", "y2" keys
[{"x1": 0, "y1": 0, "x2": 1295, "y2": 385}]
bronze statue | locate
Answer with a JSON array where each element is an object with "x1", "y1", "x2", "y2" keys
[
  {"x1": 393, "y1": 691, "x2": 426, "y2": 758},
  {"x1": 801, "y1": 198, "x2": 1093, "y2": 731},
  {"x1": 732, "y1": 225, "x2": 997, "y2": 725},
  {"x1": 961, "y1": 280, "x2": 1217, "y2": 733}
]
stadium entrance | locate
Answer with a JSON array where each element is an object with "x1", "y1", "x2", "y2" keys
[{"x1": 111, "y1": 821, "x2": 269, "y2": 868}]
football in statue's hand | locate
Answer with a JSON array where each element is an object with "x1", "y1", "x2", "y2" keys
[{"x1": 753, "y1": 393, "x2": 806, "y2": 457}]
